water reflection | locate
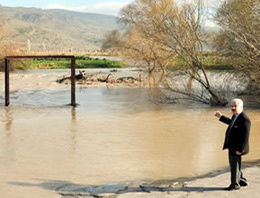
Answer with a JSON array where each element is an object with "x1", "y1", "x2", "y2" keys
[
  {"x1": 4, "y1": 107, "x2": 13, "y2": 132},
  {"x1": 71, "y1": 107, "x2": 76, "y2": 121},
  {"x1": 0, "y1": 107, "x2": 15, "y2": 163},
  {"x1": 69, "y1": 107, "x2": 77, "y2": 158}
]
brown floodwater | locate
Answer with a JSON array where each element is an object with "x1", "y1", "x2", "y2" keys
[{"x1": 0, "y1": 69, "x2": 260, "y2": 197}]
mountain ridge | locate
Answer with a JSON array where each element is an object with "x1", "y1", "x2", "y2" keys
[{"x1": 0, "y1": 5, "x2": 120, "y2": 52}]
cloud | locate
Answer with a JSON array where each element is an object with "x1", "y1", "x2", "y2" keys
[
  {"x1": 43, "y1": 2, "x2": 129, "y2": 16},
  {"x1": 43, "y1": 4, "x2": 87, "y2": 12},
  {"x1": 86, "y1": 2, "x2": 129, "y2": 16},
  {"x1": 203, "y1": 0, "x2": 225, "y2": 7}
]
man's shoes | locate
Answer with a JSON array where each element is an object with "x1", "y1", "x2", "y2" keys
[
  {"x1": 224, "y1": 185, "x2": 240, "y2": 191},
  {"x1": 239, "y1": 180, "x2": 248, "y2": 187}
]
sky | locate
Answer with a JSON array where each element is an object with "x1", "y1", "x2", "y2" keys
[{"x1": 0, "y1": 0, "x2": 133, "y2": 16}]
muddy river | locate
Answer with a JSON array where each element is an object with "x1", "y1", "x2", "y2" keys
[{"x1": 0, "y1": 69, "x2": 260, "y2": 197}]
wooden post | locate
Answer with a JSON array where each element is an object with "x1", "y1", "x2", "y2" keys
[
  {"x1": 5, "y1": 58, "x2": 9, "y2": 106},
  {"x1": 71, "y1": 56, "x2": 76, "y2": 107},
  {"x1": 4, "y1": 55, "x2": 77, "y2": 107}
]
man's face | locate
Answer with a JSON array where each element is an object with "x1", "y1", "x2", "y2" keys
[{"x1": 231, "y1": 102, "x2": 243, "y2": 115}]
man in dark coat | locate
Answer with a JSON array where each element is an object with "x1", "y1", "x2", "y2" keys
[{"x1": 214, "y1": 98, "x2": 251, "y2": 190}]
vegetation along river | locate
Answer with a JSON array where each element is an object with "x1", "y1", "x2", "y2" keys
[{"x1": 0, "y1": 68, "x2": 260, "y2": 196}]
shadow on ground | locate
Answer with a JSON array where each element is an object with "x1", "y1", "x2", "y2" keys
[{"x1": 8, "y1": 179, "x2": 225, "y2": 197}]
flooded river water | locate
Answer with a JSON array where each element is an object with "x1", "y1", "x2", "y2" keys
[{"x1": 0, "y1": 69, "x2": 260, "y2": 197}]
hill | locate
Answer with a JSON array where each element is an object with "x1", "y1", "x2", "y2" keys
[{"x1": 0, "y1": 5, "x2": 120, "y2": 52}]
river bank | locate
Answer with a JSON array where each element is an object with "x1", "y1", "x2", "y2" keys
[
  {"x1": 59, "y1": 161, "x2": 260, "y2": 198},
  {"x1": 13, "y1": 160, "x2": 258, "y2": 198},
  {"x1": 3, "y1": 160, "x2": 260, "y2": 198}
]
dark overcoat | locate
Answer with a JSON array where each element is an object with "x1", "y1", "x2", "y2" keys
[{"x1": 219, "y1": 112, "x2": 251, "y2": 155}]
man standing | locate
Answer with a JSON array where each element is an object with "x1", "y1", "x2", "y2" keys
[{"x1": 214, "y1": 98, "x2": 251, "y2": 191}]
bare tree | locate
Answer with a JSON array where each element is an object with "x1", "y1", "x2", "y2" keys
[
  {"x1": 120, "y1": 29, "x2": 174, "y2": 75},
  {"x1": 0, "y1": 18, "x2": 24, "y2": 71},
  {"x1": 214, "y1": 0, "x2": 260, "y2": 89},
  {"x1": 0, "y1": 20, "x2": 10, "y2": 70},
  {"x1": 118, "y1": 0, "x2": 228, "y2": 105},
  {"x1": 102, "y1": 27, "x2": 173, "y2": 76},
  {"x1": 102, "y1": 30, "x2": 122, "y2": 51}
]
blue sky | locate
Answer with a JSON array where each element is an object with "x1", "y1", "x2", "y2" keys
[{"x1": 0, "y1": 0, "x2": 133, "y2": 16}]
